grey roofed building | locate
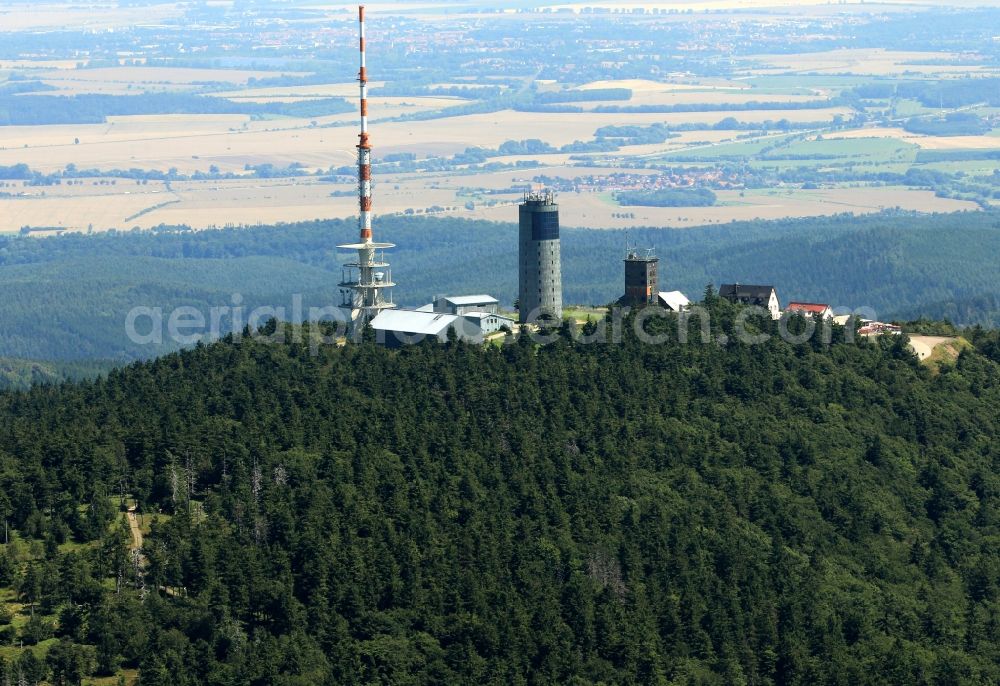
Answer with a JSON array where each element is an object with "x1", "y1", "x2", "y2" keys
[
  {"x1": 719, "y1": 283, "x2": 780, "y2": 320},
  {"x1": 370, "y1": 307, "x2": 513, "y2": 347},
  {"x1": 443, "y1": 294, "x2": 498, "y2": 307},
  {"x1": 459, "y1": 311, "x2": 515, "y2": 336},
  {"x1": 433, "y1": 294, "x2": 500, "y2": 316}
]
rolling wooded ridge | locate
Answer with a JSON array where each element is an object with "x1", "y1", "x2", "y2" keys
[{"x1": 0, "y1": 303, "x2": 999, "y2": 684}]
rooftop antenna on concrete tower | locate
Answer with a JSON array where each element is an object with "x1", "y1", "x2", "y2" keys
[{"x1": 338, "y1": 5, "x2": 396, "y2": 336}]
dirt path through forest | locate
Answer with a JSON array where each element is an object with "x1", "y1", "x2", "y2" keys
[{"x1": 127, "y1": 506, "x2": 143, "y2": 550}]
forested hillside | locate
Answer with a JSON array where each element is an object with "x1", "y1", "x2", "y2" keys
[
  {"x1": 0, "y1": 210, "x2": 998, "y2": 362},
  {"x1": 1, "y1": 304, "x2": 1000, "y2": 684},
  {"x1": 0, "y1": 357, "x2": 111, "y2": 391}
]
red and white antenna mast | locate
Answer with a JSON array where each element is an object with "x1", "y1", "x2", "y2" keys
[
  {"x1": 358, "y1": 4, "x2": 372, "y2": 243},
  {"x1": 338, "y1": 5, "x2": 396, "y2": 334}
]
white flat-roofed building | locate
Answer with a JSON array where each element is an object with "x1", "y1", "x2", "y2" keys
[
  {"x1": 370, "y1": 310, "x2": 459, "y2": 347},
  {"x1": 658, "y1": 291, "x2": 691, "y2": 312},
  {"x1": 370, "y1": 307, "x2": 513, "y2": 347}
]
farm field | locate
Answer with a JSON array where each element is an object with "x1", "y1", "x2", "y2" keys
[
  {"x1": 0, "y1": 114, "x2": 358, "y2": 174},
  {"x1": 824, "y1": 127, "x2": 1000, "y2": 150},
  {"x1": 36, "y1": 66, "x2": 292, "y2": 85},
  {"x1": 739, "y1": 48, "x2": 999, "y2": 77},
  {"x1": 577, "y1": 79, "x2": 750, "y2": 92},
  {"x1": 464, "y1": 186, "x2": 979, "y2": 229},
  {"x1": 544, "y1": 0, "x2": 960, "y2": 10},
  {"x1": 344, "y1": 107, "x2": 854, "y2": 154},
  {"x1": 0, "y1": 105, "x2": 854, "y2": 174},
  {"x1": 0, "y1": 174, "x2": 979, "y2": 234},
  {"x1": 214, "y1": 82, "x2": 387, "y2": 101},
  {"x1": 0, "y1": 176, "x2": 459, "y2": 233},
  {"x1": 0, "y1": 2, "x2": 997, "y2": 239},
  {"x1": 566, "y1": 80, "x2": 827, "y2": 109},
  {"x1": 0, "y1": 2, "x2": 183, "y2": 31}
]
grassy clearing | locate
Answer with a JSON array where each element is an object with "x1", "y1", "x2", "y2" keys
[
  {"x1": 924, "y1": 337, "x2": 974, "y2": 373},
  {"x1": 563, "y1": 306, "x2": 609, "y2": 322},
  {"x1": 891, "y1": 98, "x2": 938, "y2": 118}
]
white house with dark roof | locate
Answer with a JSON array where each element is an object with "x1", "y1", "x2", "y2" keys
[{"x1": 719, "y1": 284, "x2": 780, "y2": 320}]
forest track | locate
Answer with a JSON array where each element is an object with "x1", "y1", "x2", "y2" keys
[{"x1": 126, "y1": 506, "x2": 143, "y2": 551}]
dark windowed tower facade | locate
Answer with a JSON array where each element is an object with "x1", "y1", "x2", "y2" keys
[
  {"x1": 518, "y1": 191, "x2": 563, "y2": 324},
  {"x1": 622, "y1": 249, "x2": 659, "y2": 305}
]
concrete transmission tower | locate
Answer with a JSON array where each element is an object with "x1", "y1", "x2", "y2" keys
[{"x1": 338, "y1": 5, "x2": 396, "y2": 335}]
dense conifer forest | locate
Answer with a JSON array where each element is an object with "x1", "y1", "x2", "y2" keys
[{"x1": 1, "y1": 301, "x2": 1000, "y2": 684}]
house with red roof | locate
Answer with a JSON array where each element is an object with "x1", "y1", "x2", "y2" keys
[{"x1": 785, "y1": 302, "x2": 833, "y2": 320}]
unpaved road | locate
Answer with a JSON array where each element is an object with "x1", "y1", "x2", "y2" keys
[
  {"x1": 909, "y1": 335, "x2": 955, "y2": 361},
  {"x1": 126, "y1": 507, "x2": 143, "y2": 550}
]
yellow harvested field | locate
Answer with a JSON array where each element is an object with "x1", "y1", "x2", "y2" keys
[
  {"x1": 0, "y1": 114, "x2": 364, "y2": 174},
  {"x1": 215, "y1": 82, "x2": 386, "y2": 100},
  {"x1": 540, "y1": 0, "x2": 997, "y2": 11},
  {"x1": 573, "y1": 78, "x2": 823, "y2": 107},
  {"x1": 38, "y1": 66, "x2": 305, "y2": 85},
  {"x1": 0, "y1": 3, "x2": 183, "y2": 31},
  {"x1": 466, "y1": 187, "x2": 980, "y2": 228},
  {"x1": 37, "y1": 78, "x2": 201, "y2": 96},
  {"x1": 0, "y1": 189, "x2": 172, "y2": 233},
  {"x1": 625, "y1": 91, "x2": 822, "y2": 107},
  {"x1": 741, "y1": 48, "x2": 996, "y2": 76},
  {"x1": 0, "y1": 178, "x2": 462, "y2": 233},
  {"x1": 429, "y1": 82, "x2": 501, "y2": 90},
  {"x1": 0, "y1": 175, "x2": 979, "y2": 235},
  {"x1": 825, "y1": 127, "x2": 1000, "y2": 150},
  {"x1": 220, "y1": 96, "x2": 466, "y2": 116},
  {"x1": 577, "y1": 79, "x2": 749, "y2": 92},
  {"x1": 0, "y1": 60, "x2": 83, "y2": 70},
  {"x1": 145, "y1": 183, "x2": 462, "y2": 230},
  {"x1": 369, "y1": 108, "x2": 852, "y2": 153},
  {"x1": 0, "y1": 114, "x2": 253, "y2": 149},
  {"x1": 0, "y1": 107, "x2": 852, "y2": 175}
]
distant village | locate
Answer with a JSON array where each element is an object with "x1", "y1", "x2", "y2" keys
[{"x1": 531, "y1": 169, "x2": 743, "y2": 195}]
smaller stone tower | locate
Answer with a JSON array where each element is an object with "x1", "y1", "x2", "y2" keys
[{"x1": 621, "y1": 248, "x2": 659, "y2": 306}]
